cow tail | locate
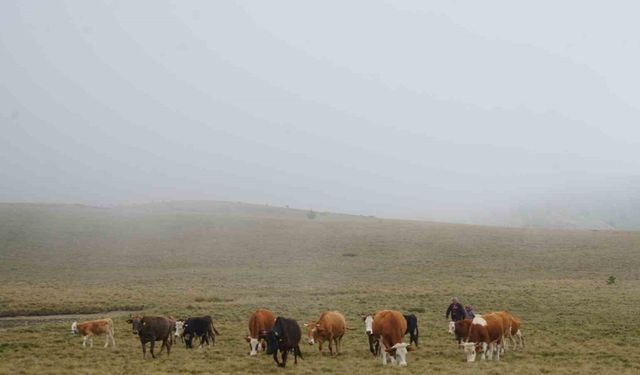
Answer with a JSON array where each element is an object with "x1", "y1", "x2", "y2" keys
[
  {"x1": 415, "y1": 325, "x2": 419, "y2": 346},
  {"x1": 212, "y1": 323, "x2": 221, "y2": 336}
]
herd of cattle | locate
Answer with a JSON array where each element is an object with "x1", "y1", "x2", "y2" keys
[{"x1": 70, "y1": 308, "x2": 524, "y2": 367}]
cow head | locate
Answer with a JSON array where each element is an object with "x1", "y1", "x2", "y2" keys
[
  {"x1": 303, "y1": 322, "x2": 319, "y2": 345},
  {"x1": 386, "y1": 342, "x2": 410, "y2": 366},
  {"x1": 174, "y1": 320, "x2": 184, "y2": 338},
  {"x1": 448, "y1": 321, "x2": 456, "y2": 334},
  {"x1": 462, "y1": 342, "x2": 486, "y2": 362},
  {"x1": 71, "y1": 321, "x2": 78, "y2": 335},
  {"x1": 264, "y1": 330, "x2": 278, "y2": 355},
  {"x1": 362, "y1": 314, "x2": 374, "y2": 335},
  {"x1": 126, "y1": 315, "x2": 143, "y2": 335}
]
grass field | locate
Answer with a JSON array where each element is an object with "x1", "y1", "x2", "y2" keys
[{"x1": 1, "y1": 201, "x2": 639, "y2": 374}]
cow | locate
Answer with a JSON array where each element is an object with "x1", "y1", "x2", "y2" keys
[
  {"x1": 127, "y1": 315, "x2": 175, "y2": 359},
  {"x1": 403, "y1": 314, "x2": 419, "y2": 347},
  {"x1": 246, "y1": 309, "x2": 276, "y2": 356},
  {"x1": 461, "y1": 314, "x2": 504, "y2": 362},
  {"x1": 509, "y1": 315, "x2": 525, "y2": 350},
  {"x1": 304, "y1": 311, "x2": 346, "y2": 355},
  {"x1": 265, "y1": 316, "x2": 303, "y2": 368},
  {"x1": 70, "y1": 318, "x2": 115, "y2": 348},
  {"x1": 175, "y1": 316, "x2": 220, "y2": 349},
  {"x1": 453, "y1": 319, "x2": 472, "y2": 345},
  {"x1": 364, "y1": 310, "x2": 413, "y2": 366}
]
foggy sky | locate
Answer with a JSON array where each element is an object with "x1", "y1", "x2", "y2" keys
[{"x1": 2, "y1": 1, "x2": 640, "y2": 222}]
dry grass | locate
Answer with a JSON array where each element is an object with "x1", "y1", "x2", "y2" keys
[{"x1": 1, "y1": 201, "x2": 639, "y2": 374}]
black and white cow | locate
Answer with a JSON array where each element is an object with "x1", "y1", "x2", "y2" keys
[{"x1": 174, "y1": 315, "x2": 220, "y2": 349}]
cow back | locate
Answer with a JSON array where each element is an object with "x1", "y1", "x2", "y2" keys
[
  {"x1": 249, "y1": 309, "x2": 276, "y2": 338},
  {"x1": 317, "y1": 311, "x2": 346, "y2": 337},
  {"x1": 274, "y1": 317, "x2": 301, "y2": 348},
  {"x1": 372, "y1": 310, "x2": 406, "y2": 347},
  {"x1": 140, "y1": 316, "x2": 173, "y2": 340}
]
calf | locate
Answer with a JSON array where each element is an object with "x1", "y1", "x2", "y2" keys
[
  {"x1": 403, "y1": 314, "x2": 419, "y2": 347},
  {"x1": 246, "y1": 309, "x2": 276, "y2": 356},
  {"x1": 71, "y1": 318, "x2": 115, "y2": 348},
  {"x1": 304, "y1": 311, "x2": 346, "y2": 355},
  {"x1": 127, "y1": 315, "x2": 174, "y2": 359},
  {"x1": 462, "y1": 314, "x2": 504, "y2": 362},
  {"x1": 265, "y1": 317, "x2": 303, "y2": 368},
  {"x1": 175, "y1": 316, "x2": 220, "y2": 349}
]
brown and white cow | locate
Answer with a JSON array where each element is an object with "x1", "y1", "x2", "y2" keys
[
  {"x1": 462, "y1": 314, "x2": 504, "y2": 362},
  {"x1": 453, "y1": 319, "x2": 472, "y2": 346},
  {"x1": 365, "y1": 310, "x2": 412, "y2": 366},
  {"x1": 304, "y1": 311, "x2": 346, "y2": 355},
  {"x1": 71, "y1": 318, "x2": 116, "y2": 348},
  {"x1": 246, "y1": 309, "x2": 276, "y2": 356}
]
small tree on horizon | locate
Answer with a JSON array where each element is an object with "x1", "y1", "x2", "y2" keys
[{"x1": 307, "y1": 210, "x2": 317, "y2": 219}]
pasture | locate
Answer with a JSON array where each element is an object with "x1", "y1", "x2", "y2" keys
[{"x1": 1, "y1": 201, "x2": 639, "y2": 374}]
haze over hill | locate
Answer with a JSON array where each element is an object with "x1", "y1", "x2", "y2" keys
[{"x1": 2, "y1": 1, "x2": 640, "y2": 228}]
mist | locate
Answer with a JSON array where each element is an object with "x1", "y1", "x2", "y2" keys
[{"x1": 2, "y1": 1, "x2": 640, "y2": 226}]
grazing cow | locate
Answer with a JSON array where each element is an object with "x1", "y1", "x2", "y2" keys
[
  {"x1": 175, "y1": 316, "x2": 220, "y2": 349},
  {"x1": 246, "y1": 309, "x2": 276, "y2": 356},
  {"x1": 71, "y1": 318, "x2": 115, "y2": 348},
  {"x1": 403, "y1": 314, "x2": 419, "y2": 347},
  {"x1": 453, "y1": 319, "x2": 472, "y2": 345},
  {"x1": 265, "y1": 317, "x2": 303, "y2": 368},
  {"x1": 462, "y1": 314, "x2": 504, "y2": 362},
  {"x1": 304, "y1": 311, "x2": 346, "y2": 355},
  {"x1": 364, "y1": 310, "x2": 413, "y2": 366},
  {"x1": 127, "y1": 315, "x2": 175, "y2": 359}
]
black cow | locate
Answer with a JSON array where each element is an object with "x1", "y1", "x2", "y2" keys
[
  {"x1": 404, "y1": 314, "x2": 419, "y2": 347},
  {"x1": 179, "y1": 316, "x2": 221, "y2": 349},
  {"x1": 127, "y1": 315, "x2": 175, "y2": 358},
  {"x1": 265, "y1": 317, "x2": 303, "y2": 367}
]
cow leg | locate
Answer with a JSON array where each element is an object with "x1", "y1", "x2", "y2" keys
[
  {"x1": 159, "y1": 340, "x2": 166, "y2": 354},
  {"x1": 104, "y1": 334, "x2": 110, "y2": 348},
  {"x1": 82, "y1": 336, "x2": 87, "y2": 348},
  {"x1": 272, "y1": 350, "x2": 281, "y2": 367},
  {"x1": 89, "y1": 336, "x2": 94, "y2": 348},
  {"x1": 379, "y1": 339, "x2": 387, "y2": 365},
  {"x1": 481, "y1": 342, "x2": 488, "y2": 360},
  {"x1": 318, "y1": 339, "x2": 323, "y2": 353},
  {"x1": 328, "y1": 337, "x2": 334, "y2": 355},
  {"x1": 495, "y1": 342, "x2": 501, "y2": 361},
  {"x1": 150, "y1": 340, "x2": 156, "y2": 359},
  {"x1": 141, "y1": 342, "x2": 147, "y2": 358},
  {"x1": 165, "y1": 338, "x2": 171, "y2": 356},
  {"x1": 111, "y1": 332, "x2": 116, "y2": 348},
  {"x1": 280, "y1": 349, "x2": 288, "y2": 368}
]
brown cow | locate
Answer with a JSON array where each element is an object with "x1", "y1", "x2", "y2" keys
[
  {"x1": 71, "y1": 318, "x2": 115, "y2": 348},
  {"x1": 462, "y1": 314, "x2": 504, "y2": 362},
  {"x1": 304, "y1": 311, "x2": 346, "y2": 355},
  {"x1": 127, "y1": 315, "x2": 174, "y2": 359},
  {"x1": 365, "y1": 310, "x2": 412, "y2": 366},
  {"x1": 246, "y1": 309, "x2": 276, "y2": 356}
]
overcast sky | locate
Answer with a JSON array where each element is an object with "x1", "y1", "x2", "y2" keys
[{"x1": 2, "y1": 1, "x2": 640, "y2": 221}]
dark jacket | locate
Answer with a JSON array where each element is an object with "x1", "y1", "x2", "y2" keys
[{"x1": 446, "y1": 303, "x2": 466, "y2": 321}]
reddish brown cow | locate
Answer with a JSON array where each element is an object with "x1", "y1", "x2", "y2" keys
[
  {"x1": 246, "y1": 309, "x2": 276, "y2": 356},
  {"x1": 304, "y1": 311, "x2": 347, "y2": 355},
  {"x1": 462, "y1": 314, "x2": 504, "y2": 362},
  {"x1": 366, "y1": 310, "x2": 412, "y2": 366},
  {"x1": 71, "y1": 318, "x2": 115, "y2": 348}
]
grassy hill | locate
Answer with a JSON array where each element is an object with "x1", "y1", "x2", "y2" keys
[{"x1": 1, "y1": 202, "x2": 639, "y2": 374}]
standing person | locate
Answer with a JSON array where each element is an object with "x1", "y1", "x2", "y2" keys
[
  {"x1": 464, "y1": 305, "x2": 475, "y2": 319},
  {"x1": 445, "y1": 297, "x2": 466, "y2": 321}
]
